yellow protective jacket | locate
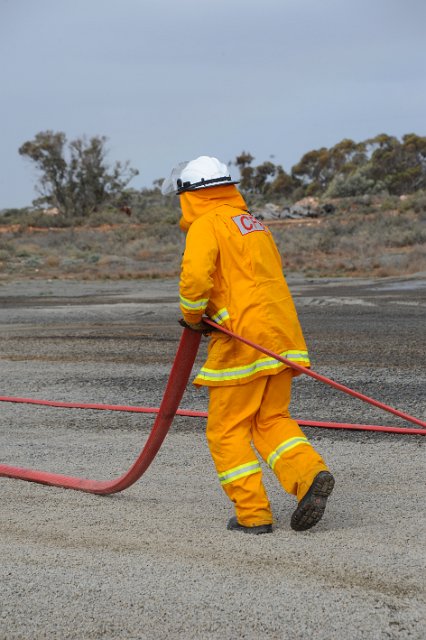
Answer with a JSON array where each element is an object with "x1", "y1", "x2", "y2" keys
[{"x1": 179, "y1": 185, "x2": 310, "y2": 387}]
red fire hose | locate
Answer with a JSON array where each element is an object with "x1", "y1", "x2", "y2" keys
[
  {"x1": 0, "y1": 329, "x2": 202, "y2": 494},
  {"x1": 0, "y1": 399, "x2": 424, "y2": 435},
  {"x1": 0, "y1": 324, "x2": 424, "y2": 495},
  {"x1": 203, "y1": 319, "x2": 426, "y2": 429}
]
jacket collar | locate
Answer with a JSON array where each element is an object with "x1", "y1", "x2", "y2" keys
[{"x1": 179, "y1": 185, "x2": 247, "y2": 231}]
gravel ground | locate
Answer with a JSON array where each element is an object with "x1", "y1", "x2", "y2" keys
[{"x1": 0, "y1": 275, "x2": 425, "y2": 640}]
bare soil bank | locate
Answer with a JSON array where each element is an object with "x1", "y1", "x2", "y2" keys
[{"x1": 0, "y1": 275, "x2": 425, "y2": 639}]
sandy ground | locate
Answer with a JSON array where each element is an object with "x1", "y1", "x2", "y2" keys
[{"x1": 0, "y1": 275, "x2": 425, "y2": 640}]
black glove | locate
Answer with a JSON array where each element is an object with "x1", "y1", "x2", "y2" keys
[{"x1": 178, "y1": 318, "x2": 213, "y2": 336}]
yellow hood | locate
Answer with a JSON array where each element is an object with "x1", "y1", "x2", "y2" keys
[{"x1": 179, "y1": 185, "x2": 247, "y2": 231}]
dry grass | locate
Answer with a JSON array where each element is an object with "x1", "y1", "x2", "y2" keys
[
  {"x1": 272, "y1": 195, "x2": 426, "y2": 277},
  {"x1": 0, "y1": 219, "x2": 183, "y2": 281},
  {"x1": 0, "y1": 194, "x2": 424, "y2": 281}
]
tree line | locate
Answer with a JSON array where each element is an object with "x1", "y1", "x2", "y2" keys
[
  {"x1": 234, "y1": 133, "x2": 426, "y2": 199},
  {"x1": 17, "y1": 130, "x2": 426, "y2": 220}
]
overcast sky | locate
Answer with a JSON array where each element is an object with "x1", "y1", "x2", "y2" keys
[{"x1": 1, "y1": 0, "x2": 425, "y2": 208}]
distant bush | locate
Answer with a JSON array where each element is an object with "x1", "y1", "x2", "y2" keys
[
  {"x1": 19, "y1": 131, "x2": 138, "y2": 220},
  {"x1": 325, "y1": 167, "x2": 386, "y2": 198},
  {"x1": 1, "y1": 207, "x2": 32, "y2": 220},
  {"x1": 410, "y1": 190, "x2": 426, "y2": 216}
]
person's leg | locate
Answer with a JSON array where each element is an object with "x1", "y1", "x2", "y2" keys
[
  {"x1": 207, "y1": 379, "x2": 272, "y2": 528},
  {"x1": 252, "y1": 368, "x2": 330, "y2": 502}
]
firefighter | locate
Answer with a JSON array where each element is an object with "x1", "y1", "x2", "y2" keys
[{"x1": 162, "y1": 156, "x2": 334, "y2": 534}]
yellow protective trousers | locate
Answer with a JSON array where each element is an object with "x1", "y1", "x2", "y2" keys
[{"x1": 206, "y1": 368, "x2": 329, "y2": 527}]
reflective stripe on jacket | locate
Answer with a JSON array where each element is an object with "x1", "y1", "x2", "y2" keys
[{"x1": 179, "y1": 185, "x2": 310, "y2": 387}]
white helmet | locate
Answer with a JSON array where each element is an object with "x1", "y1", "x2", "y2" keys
[{"x1": 161, "y1": 156, "x2": 238, "y2": 195}]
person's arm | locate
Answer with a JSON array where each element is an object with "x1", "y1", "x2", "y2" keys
[{"x1": 179, "y1": 217, "x2": 218, "y2": 325}]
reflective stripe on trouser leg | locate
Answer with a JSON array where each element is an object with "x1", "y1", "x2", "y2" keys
[
  {"x1": 218, "y1": 460, "x2": 261, "y2": 485},
  {"x1": 207, "y1": 382, "x2": 273, "y2": 527},
  {"x1": 267, "y1": 437, "x2": 312, "y2": 471},
  {"x1": 251, "y1": 368, "x2": 330, "y2": 501}
]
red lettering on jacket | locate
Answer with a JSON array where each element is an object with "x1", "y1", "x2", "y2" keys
[{"x1": 232, "y1": 214, "x2": 267, "y2": 236}]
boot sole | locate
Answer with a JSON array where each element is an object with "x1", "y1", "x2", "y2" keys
[
  {"x1": 290, "y1": 471, "x2": 335, "y2": 532},
  {"x1": 227, "y1": 516, "x2": 273, "y2": 535}
]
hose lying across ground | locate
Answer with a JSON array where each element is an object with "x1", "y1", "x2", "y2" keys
[
  {"x1": 0, "y1": 325, "x2": 424, "y2": 495},
  {"x1": 203, "y1": 319, "x2": 426, "y2": 429}
]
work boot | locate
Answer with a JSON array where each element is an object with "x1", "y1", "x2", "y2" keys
[
  {"x1": 227, "y1": 516, "x2": 273, "y2": 535},
  {"x1": 290, "y1": 471, "x2": 335, "y2": 532}
]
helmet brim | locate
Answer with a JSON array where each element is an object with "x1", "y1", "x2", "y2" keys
[{"x1": 176, "y1": 176, "x2": 239, "y2": 194}]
